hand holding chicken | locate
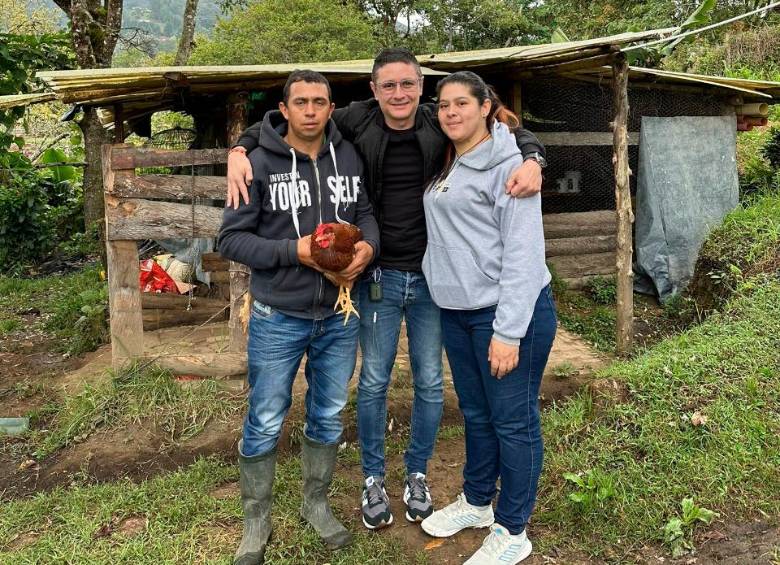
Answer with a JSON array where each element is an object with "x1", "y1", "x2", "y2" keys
[{"x1": 309, "y1": 222, "x2": 368, "y2": 323}]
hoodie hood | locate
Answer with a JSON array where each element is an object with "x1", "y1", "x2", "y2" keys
[
  {"x1": 459, "y1": 121, "x2": 522, "y2": 171},
  {"x1": 257, "y1": 110, "x2": 348, "y2": 238}
]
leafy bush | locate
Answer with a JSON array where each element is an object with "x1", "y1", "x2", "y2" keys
[
  {"x1": 45, "y1": 270, "x2": 108, "y2": 356},
  {"x1": 584, "y1": 275, "x2": 617, "y2": 305},
  {"x1": 0, "y1": 172, "x2": 54, "y2": 272},
  {"x1": 688, "y1": 192, "x2": 780, "y2": 313}
]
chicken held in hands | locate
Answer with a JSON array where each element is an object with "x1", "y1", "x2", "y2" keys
[{"x1": 310, "y1": 222, "x2": 363, "y2": 323}]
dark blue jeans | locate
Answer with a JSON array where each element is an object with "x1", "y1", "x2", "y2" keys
[
  {"x1": 242, "y1": 301, "x2": 359, "y2": 458},
  {"x1": 357, "y1": 269, "x2": 444, "y2": 478},
  {"x1": 441, "y1": 285, "x2": 557, "y2": 535}
]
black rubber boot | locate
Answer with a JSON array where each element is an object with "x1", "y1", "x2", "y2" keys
[
  {"x1": 234, "y1": 443, "x2": 276, "y2": 565},
  {"x1": 300, "y1": 435, "x2": 353, "y2": 549}
]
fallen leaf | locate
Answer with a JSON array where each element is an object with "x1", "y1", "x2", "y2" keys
[
  {"x1": 425, "y1": 539, "x2": 445, "y2": 550},
  {"x1": 18, "y1": 459, "x2": 38, "y2": 471},
  {"x1": 691, "y1": 412, "x2": 708, "y2": 426}
]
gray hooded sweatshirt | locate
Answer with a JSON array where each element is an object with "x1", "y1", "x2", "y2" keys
[{"x1": 422, "y1": 121, "x2": 551, "y2": 345}]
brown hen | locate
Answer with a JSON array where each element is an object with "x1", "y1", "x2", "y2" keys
[{"x1": 311, "y1": 223, "x2": 363, "y2": 323}]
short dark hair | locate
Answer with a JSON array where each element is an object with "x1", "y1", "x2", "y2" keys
[
  {"x1": 282, "y1": 70, "x2": 332, "y2": 104},
  {"x1": 371, "y1": 48, "x2": 422, "y2": 81}
]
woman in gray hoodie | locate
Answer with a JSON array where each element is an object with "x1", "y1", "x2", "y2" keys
[{"x1": 419, "y1": 71, "x2": 557, "y2": 565}]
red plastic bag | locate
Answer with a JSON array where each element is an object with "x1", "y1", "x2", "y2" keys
[{"x1": 139, "y1": 259, "x2": 180, "y2": 294}]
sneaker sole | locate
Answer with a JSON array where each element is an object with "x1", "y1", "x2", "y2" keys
[
  {"x1": 362, "y1": 512, "x2": 394, "y2": 530},
  {"x1": 420, "y1": 515, "x2": 494, "y2": 537},
  {"x1": 405, "y1": 510, "x2": 433, "y2": 523}
]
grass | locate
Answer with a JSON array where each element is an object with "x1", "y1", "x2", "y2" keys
[
  {"x1": 0, "y1": 456, "x2": 420, "y2": 564},
  {"x1": 0, "y1": 264, "x2": 108, "y2": 355},
  {"x1": 26, "y1": 364, "x2": 243, "y2": 458},
  {"x1": 536, "y1": 280, "x2": 780, "y2": 557}
]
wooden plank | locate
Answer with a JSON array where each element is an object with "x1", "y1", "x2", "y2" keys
[
  {"x1": 612, "y1": 53, "x2": 634, "y2": 356},
  {"x1": 545, "y1": 234, "x2": 617, "y2": 257},
  {"x1": 537, "y1": 132, "x2": 640, "y2": 146},
  {"x1": 110, "y1": 146, "x2": 228, "y2": 169},
  {"x1": 111, "y1": 174, "x2": 226, "y2": 199},
  {"x1": 105, "y1": 196, "x2": 223, "y2": 240},
  {"x1": 141, "y1": 293, "x2": 228, "y2": 310},
  {"x1": 142, "y1": 307, "x2": 229, "y2": 331},
  {"x1": 543, "y1": 210, "x2": 616, "y2": 226},
  {"x1": 201, "y1": 252, "x2": 229, "y2": 272},
  {"x1": 547, "y1": 252, "x2": 616, "y2": 279},
  {"x1": 102, "y1": 144, "x2": 145, "y2": 369},
  {"x1": 226, "y1": 92, "x2": 251, "y2": 354},
  {"x1": 561, "y1": 274, "x2": 614, "y2": 290},
  {"x1": 544, "y1": 223, "x2": 616, "y2": 239},
  {"x1": 145, "y1": 352, "x2": 247, "y2": 378}
]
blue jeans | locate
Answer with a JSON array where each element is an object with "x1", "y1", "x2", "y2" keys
[
  {"x1": 357, "y1": 269, "x2": 444, "y2": 478},
  {"x1": 242, "y1": 301, "x2": 359, "y2": 458},
  {"x1": 441, "y1": 286, "x2": 557, "y2": 535}
]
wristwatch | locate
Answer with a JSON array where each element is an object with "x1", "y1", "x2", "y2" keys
[{"x1": 523, "y1": 151, "x2": 547, "y2": 169}]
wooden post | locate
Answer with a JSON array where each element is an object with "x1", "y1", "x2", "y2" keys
[
  {"x1": 226, "y1": 92, "x2": 251, "y2": 352},
  {"x1": 611, "y1": 53, "x2": 634, "y2": 356},
  {"x1": 102, "y1": 144, "x2": 144, "y2": 368}
]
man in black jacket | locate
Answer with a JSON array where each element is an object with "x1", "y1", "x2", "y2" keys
[
  {"x1": 225, "y1": 49, "x2": 546, "y2": 532},
  {"x1": 218, "y1": 70, "x2": 379, "y2": 564}
]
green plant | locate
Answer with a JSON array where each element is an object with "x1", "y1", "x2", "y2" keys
[
  {"x1": 45, "y1": 279, "x2": 108, "y2": 356},
  {"x1": 563, "y1": 469, "x2": 616, "y2": 512},
  {"x1": 585, "y1": 276, "x2": 617, "y2": 305},
  {"x1": 662, "y1": 498, "x2": 718, "y2": 557},
  {"x1": 763, "y1": 127, "x2": 780, "y2": 170},
  {"x1": 551, "y1": 361, "x2": 576, "y2": 379},
  {"x1": 0, "y1": 317, "x2": 20, "y2": 334},
  {"x1": 0, "y1": 172, "x2": 54, "y2": 272}
]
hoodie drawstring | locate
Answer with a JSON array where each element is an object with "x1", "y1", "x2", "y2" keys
[
  {"x1": 288, "y1": 148, "x2": 302, "y2": 239},
  {"x1": 329, "y1": 142, "x2": 348, "y2": 225}
]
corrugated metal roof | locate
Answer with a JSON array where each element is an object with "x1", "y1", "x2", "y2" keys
[
  {"x1": 0, "y1": 27, "x2": 774, "y2": 113},
  {"x1": 0, "y1": 92, "x2": 56, "y2": 110}
]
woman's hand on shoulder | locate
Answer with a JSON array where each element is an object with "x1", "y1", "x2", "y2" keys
[
  {"x1": 488, "y1": 338, "x2": 519, "y2": 379},
  {"x1": 505, "y1": 159, "x2": 542, "y2": 198}
]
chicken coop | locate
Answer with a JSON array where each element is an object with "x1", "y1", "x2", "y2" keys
[{"x1": 5, "y1": 28, "x2": 780, "y2": 371}]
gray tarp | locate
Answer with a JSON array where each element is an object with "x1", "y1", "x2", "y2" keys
[{"x1": 634, "y1": 116, "x2": 739, "y2": 302}]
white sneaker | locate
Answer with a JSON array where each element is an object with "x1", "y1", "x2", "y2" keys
[
  {"x1": 464, "y1": 524, "x2": 532, "y2": 565},
  {"x1": 420, "y1": 493, "x2": 494, "y2": 537}
]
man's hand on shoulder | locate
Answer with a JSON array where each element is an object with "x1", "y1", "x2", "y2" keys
[
  {"x1": 226, "y1": 147, "x2": 253, "y2": 209},
  {"x1": 505, "y1": 158, "x2": 542, "y2": 198}
]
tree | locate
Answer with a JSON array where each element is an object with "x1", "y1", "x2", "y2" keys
[
  {"x1": 174, "y1": 0, "x2": 199, "y2": 65},
  {"x1": 190, "y1": 0, "x2": 379, "y2": 65},
  {"x1": 50, "y1": 0, "x2": 124, "y2": 248},
  {"x1": 417, "y1": 0, "x2": 544, "y2": 51}
]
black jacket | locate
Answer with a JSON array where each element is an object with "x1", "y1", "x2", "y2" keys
[
  {"x1": 238, "y1": 99, "x2": 545, "y2": 226},
  {"x1": 219, "y1": 110, "x2": 380, "y2": 319}
]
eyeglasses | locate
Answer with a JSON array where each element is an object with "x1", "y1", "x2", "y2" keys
[{"x1": 377, "y1": 79, "x2": 421, "y2": 94}]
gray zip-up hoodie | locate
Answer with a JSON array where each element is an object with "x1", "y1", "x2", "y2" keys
[{"x1": 422, "y1": 121, "x2": 551, "y2": 345}]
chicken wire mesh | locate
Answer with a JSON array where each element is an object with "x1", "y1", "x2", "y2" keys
[{"x1": 521, "y1": 78, "x2": 726, "y2": 214}]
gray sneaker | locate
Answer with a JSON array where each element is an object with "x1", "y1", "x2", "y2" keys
[
  {"x1": 403, "y1": 472, "x2": 434, "y2": 522},
  {"x1": 361, "y1": 476, "x2": 393, "y2": 530}
]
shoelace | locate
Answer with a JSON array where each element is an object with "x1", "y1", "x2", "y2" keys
[
  {"x1": 365, "y1": 482, "x2": 386, "y2": 507},
  {"x1": 407, "y1": 475, "x2": 428, "y2": 502},
  {"x1": 441, "y1": 493, "x2": 468, "y2": 517},
  {"x1": 482, "y1": 528, "x2": 506, "y2": 557}
]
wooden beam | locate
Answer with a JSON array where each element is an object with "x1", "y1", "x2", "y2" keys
[
  {"x1": 102, "y1": 144, "x2": 144, "y2": 368},
  {"x1": 143, "y1": 306, "x2": 229, "y2": 331},
  {"x1": 105, "y1": 196, "x2": 223, "y2": 240},
  {"x1": 537, "y1": 132, "x2": 640, "y2": 146},
  {"x1": 611, "y1": 53, "x2": 634, "y2": 356},
  {"x1": 226, "y1": 92, "x2": 251, "y2": 353},
  {"x1": 111, "y1": 174, "x2": 227, "y2": 199},
  {"x1": 545, "y1": 234, "x2": 617, "y2": 257},
  {"x1": 141, "y1": 293, "x2": 228, "y2": 310},
  {"x1": 113, "y1": 104, "x2": 125, "y2": 143},
  {"x1": 110, "y1": 147, "x2": 228, "y2": 169},
  {"x1": 546, "y1": 251, "x2": 616, "y2": 279},
  {"x1": 201, "y1": 252, "x2": 229, "y2": 272},
  {"x1": 145, "y1": 352, "x2": 247, "y2": 378}
]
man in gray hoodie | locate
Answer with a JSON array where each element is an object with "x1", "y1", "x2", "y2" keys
[{"x1": 218, "y1": 70, "x2": 379, "y2": 565}]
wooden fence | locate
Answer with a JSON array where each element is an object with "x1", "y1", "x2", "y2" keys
[{"x1": 101, "y1": 143, "x2": 248, "y2": 372}]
